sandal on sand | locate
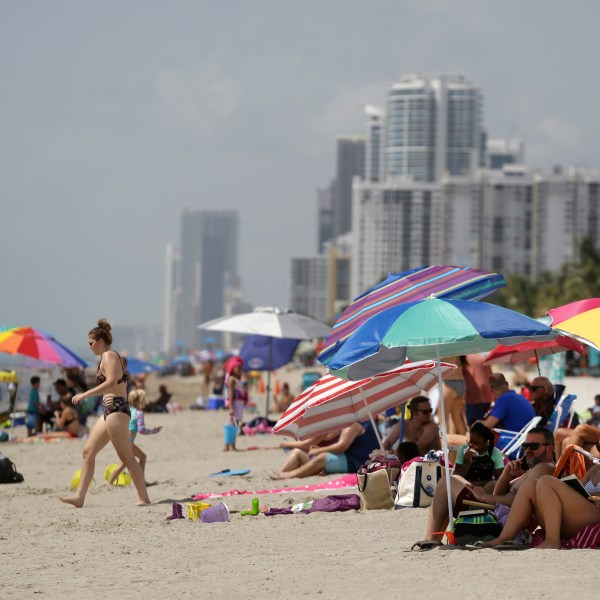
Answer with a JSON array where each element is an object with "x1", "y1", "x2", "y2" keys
[
  {"x1": 411, "y1": 540, "x2": 443, "y2": 552},
  {"x1": 467, "y1": 540, "x2": 529, "y2": 551}
]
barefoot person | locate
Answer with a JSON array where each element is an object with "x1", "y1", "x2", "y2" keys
[{"x1": 59, "y1": 319, "x2": 151, "y2": 507}]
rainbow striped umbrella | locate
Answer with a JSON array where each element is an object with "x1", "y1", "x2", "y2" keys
[
  {"x1": 0, "y1": 326, "x2": 87, "y2": 367},
  {"x1": 318, "y1": 265, "x2": 505, "y2": 366},
  {"x1": 273, "y1": 360, "x2": 456, "y2": 442},
  {"x1": 547, "y1": 298, "x2": 600, "y2": 350}
]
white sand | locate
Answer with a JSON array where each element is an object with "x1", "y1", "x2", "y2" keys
[{"x1": 1, "y1": 371, "x2": 596, "y2": 599}]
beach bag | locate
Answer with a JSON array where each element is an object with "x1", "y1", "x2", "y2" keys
[
  {"x1": 357, "y1": 455, "x2": 400, "y2": 510},
  {"x1": 453, "y1": 509, "x2": 502, "y2": 544},
  {"x1": 395, "y1": 460, "x2": 441, "y2": 508},
  {"x1": 0, "y1": 455, "x2": 24, "y2": 484}
]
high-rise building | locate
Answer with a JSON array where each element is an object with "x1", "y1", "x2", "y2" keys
[
  {"x1": 162, "y1": 243, "x2": 180, "y2": 353},
  {"x1": 365, "y1": 105, "x2": 385, "y2": 182},
  {"x1": 332, "y1": 135, "x2": 365, "y2": 238},
  {"x1": 289, "y1": 256, "x2": 328, "y2": 323},
  {"x1": 384, "y1": 73, "x2": 483, "y2": 182},
  {"x1": 486, "y1": 138, "x2": 525, "y2": 170},
  {"x1": 177, "y1": 209, "x2": 239, "y2": 349},
  {"x1": 316, "y1": 181, "x2": 335, "y2": 253}
]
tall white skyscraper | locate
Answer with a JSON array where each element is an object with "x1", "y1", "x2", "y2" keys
[{"x1": 384, "y1": 73, "x2": 483, "y2": 182}]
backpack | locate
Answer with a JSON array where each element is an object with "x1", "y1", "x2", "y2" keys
[{"x1": 0, "y1": 455, "x2": 24, "y2": 484}]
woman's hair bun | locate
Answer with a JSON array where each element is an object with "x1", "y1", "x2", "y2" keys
[{"x1": 97, "y1": 318, "x2": 112, "y2": 332}]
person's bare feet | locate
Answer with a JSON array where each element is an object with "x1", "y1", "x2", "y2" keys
[
  {"x1": 268, "y1": 469, "x2": 285, "y2": 480},
  {"x1": 59, "y1": 496, "x2": 84, "y2": 508},
  {"x1": 136, "y1": 499, "x2": 152, "y2": 506},
  {"x1": 535, "y1": 539, "x2": 561, "y2": 549}
]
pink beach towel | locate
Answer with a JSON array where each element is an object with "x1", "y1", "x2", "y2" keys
[
  {"x1": 192, "y1": 473, "x2": 358, "y2": 501},
  {"x1": 531, "y1": 523, "x2": 600, "y2": 549}
]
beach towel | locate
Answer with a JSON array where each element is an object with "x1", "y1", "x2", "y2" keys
[
  {"x1": 264, "y1": 494, "x2": 361, "y2": 516},
  {"x1": 531, "y1": 523, "x2": 600, "y2": 549},
  {"x1": 192, "y1": 474, "x2": 358, "y2": 500}
]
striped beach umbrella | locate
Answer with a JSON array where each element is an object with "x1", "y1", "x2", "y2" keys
[
  {"x1": 547, "y1": 298, "x2": 600, "y2": 350},
  {"x1": 0, "y1": 326, "x2": 87, "y2": 367},
  {"x1": 318, "y1": 265, "x2": 505, "y2": 366},
  {"x1": 273, "y1": 360, "x2": 456, "y2": 442}
]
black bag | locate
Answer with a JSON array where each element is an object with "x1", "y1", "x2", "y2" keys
[{"x1": 0, "y1": 456, "x2": 24, "y2": 484}]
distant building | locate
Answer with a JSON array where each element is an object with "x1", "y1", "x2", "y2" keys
[
  {"x1": 162, "y1": 243, "x2": 180, "y2": 353},
  {"x1": 384, "y1": 73, "x2": 483, "y2": 182},
  {"x1": 365, "y1": 105, "x2": 385, "y2": 182},
  {"x1": 486, "y1": 138, "x2": 525, "y2": 170},
  {"x1": 332, "y1": 135, "x2": 366, "y2": 238},
  {"x1": 316, "y1": 181, "x2": 335, "y2": 253},
  {"x1": 289, "y1": 257, "x2": 328, "y2": 323},
  {"x1": 176, "y1": 209, "x2": 239, "y2": 349}
]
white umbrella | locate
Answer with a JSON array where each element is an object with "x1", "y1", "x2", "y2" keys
[{"x1": 199, "y1": 307, "x2": 331, "y2": 413}]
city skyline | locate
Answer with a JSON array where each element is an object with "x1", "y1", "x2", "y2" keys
[{"x1": 2, "y1": 1, "x2": 599, "y2": 350}]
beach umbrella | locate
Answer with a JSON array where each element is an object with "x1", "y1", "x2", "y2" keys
[
  {"x1": 484, "y1": 334, "x2": 586, "y2": 375},
  {"x1": 273, "y1": 360, "x2": 457, "y2": 446},
  {"x1": 0, "y1": 326, "x2": 87, "y2": 367},
  {"x1": 199, "y1": 307, "x2": 331, "y2": 414},
  {"x1": 327, "y1": 297, "x2": 556, "y2": 534},
  {"x1": 239, "y1": 335, "x2": 300, "y2": 371},
  {"x1": 318, "y1": 265, "x2": 505, "y2": 366},
  {"x1": 123, "y1": 357, "x2": 159, "y2": 375},
  {"x1": 546, "y1": 298, "x2": 600, "y2": 350}
]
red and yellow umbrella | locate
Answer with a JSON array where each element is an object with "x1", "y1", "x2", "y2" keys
[
  {"x1": 547, "y1": 298, "x2": 600, "y2": 351},
  {"x1": 0, "y1": 326, "x2": 87, "y2": 367}
]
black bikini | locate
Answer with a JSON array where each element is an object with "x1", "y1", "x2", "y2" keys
[{"x1": 97, "y1": 350, "x2": 131, "y2": 420}]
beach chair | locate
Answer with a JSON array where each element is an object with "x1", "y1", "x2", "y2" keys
[
  {"x1": 495, "y1": 416, "x2": 542, "y2": 460},
  {"x1": 546, "y1": 394, "x2": 577, "y2": 432}
]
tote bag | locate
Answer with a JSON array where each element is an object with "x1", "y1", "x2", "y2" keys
[{"x1": 395, "y1": 460, "x2": 441, "y2": 508}]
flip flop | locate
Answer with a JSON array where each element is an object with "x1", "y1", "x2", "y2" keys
[{"x1": 411, "y1": 540, "x2": 443, "y2": 552}]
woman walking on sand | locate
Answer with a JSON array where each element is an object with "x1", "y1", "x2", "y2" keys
[{"x1": 59, "y1": 319, "x2": 151, "y2": 507}]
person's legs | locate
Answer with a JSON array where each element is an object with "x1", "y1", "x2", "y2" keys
[
  {"x1": 423, "y1": 475, "x2": 468, "y2": 541},
  {"x1": 535, "y1": 475, "x2": 600, "y2": 549},
  {"x1": 440, "y1": 384, "x2": 458, "y2": 434},
  {"x1": 449, "y1": 395, "x2": 467, "y2": 436},
  {"x1": 59, "y1": 417, "x2": 110, "y2": 507},
  {"x1": 277, "y1": 453, "x2": 327, "y2": 479},
  {"x1": 488, "y1": 479, "x2": 539, "y2": 546},
  {"x1": 278, "y1": 449, "x2": 311, "y2": 473},
  {"x1": 105, "y1": 413, "x2": 150, "y2": 505},
  {"x1": 559, "y1": 424, "x2": 600, "y2": 453},
  {"x1": 466, "y1": 403, "x2": 491, "y2": 426}
]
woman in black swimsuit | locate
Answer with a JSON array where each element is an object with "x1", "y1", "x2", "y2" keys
[{"x1": 59, "y1": 319, "x2": 151, "y2": 507}]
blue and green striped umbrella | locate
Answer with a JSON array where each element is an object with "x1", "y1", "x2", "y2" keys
[{"x1": 328, "y1": 297, "x2": 556, "y2": 381}]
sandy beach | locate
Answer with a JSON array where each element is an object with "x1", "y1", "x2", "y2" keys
[{"x1": 2, "y1": 369, "x2": 597, "y2": 600}]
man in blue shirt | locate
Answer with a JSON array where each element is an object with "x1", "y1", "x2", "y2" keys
[{"x1": 480, "y1": 372, "x2": 535, "y2": 434}]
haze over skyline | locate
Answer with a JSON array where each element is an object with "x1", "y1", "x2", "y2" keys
[{"x1": 1, "y1": 1, "x2": 599, "y2": 350}]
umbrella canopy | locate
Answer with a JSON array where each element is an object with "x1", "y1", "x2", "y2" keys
[
  {"x1": 318, "y1": 265, "x2": 505, "y2": 366},
  {"x1": 484, "y1": 334, "x2": 585, "y2": 366},
  {"x1": 239, "y1": 335, "x2": 300, "y2": 371},
  {"x1": 124, "y1": 357, "x2": 159, "y2": 375},
  {"x1": 273, "y1": 360, "x2": 456, "y2": 441},
  {"x1": 547, "y1": 298, "x2": 600, "y2": 350},
  {"x1": 199, "y1": 306, "x2": 331, "y2": 340},
  {"x1": 327, "y1": 298, "x2": 556, "y2": 381},
  {"x1": 0, "y1": 326, "x2": 87, "y2": 367}
]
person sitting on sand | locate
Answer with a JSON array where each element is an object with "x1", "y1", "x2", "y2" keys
[
  {"x1": 146, "y1": 384, "x2": 172, "y2": 413},
  {"x1": 272, "y1": 421, "x2": 379, "y2": 479},
  {"x1": 270, "y1": 382, "x2": 295, "y2": 413},
  {"x1": 484, "y1": 462, "x2": 600, "y2": 549},
  {"x1": 382, "y1": 396, "x2": 440, "y2": 455},
  {"x1": 416, "y1": 427, "x2": 555, "y2": 548}
]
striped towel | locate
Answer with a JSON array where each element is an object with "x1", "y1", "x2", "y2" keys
[{"x1": 531, "y1": 523, "x2": 600, "y2": 549}]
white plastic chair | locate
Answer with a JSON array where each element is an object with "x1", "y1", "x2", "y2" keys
[{"x1": 495, "y1": 416, "x2": 542, "y2": 460}]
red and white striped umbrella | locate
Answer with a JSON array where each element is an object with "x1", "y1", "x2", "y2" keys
[{"x1": 273, "y1": 360, "x2": 456, "y2": 441}]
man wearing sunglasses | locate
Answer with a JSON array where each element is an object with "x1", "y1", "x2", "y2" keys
[
  {"x1": 382, "y1": 396, "x2": 440, "y2": 455},
  {"x1": 479, "y1": 373, "x2": 536, "y2": 448},
  {"x1": 467, "y1": 427, "x2": 555, "y2": 507}
]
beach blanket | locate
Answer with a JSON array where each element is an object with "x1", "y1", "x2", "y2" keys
[
  {"x1": 531, "y1": 523, "x2": 600, "y2": 549},
  {"x1": 264, "y1": 494, "x2": 360, "y2": 516},
  {"x1": 192, "y1": 473, "x2": 358, "y2": 500}
]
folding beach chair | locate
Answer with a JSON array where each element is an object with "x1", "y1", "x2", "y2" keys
[
  {"x1": 546, "y1": 394, "x2": 577, "y2": 432},
  {"x1": 495, "y1": 416, "x2": 542, "y2": 460}
]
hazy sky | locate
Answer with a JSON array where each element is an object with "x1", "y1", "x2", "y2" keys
[{"x1": 1, "y1": 1, "x2": 599, "y2": 351}]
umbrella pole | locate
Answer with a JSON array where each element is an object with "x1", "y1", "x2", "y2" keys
[
  {"x1": 265, "y1": 339, "x2": 273, "y2": 417},
  {"x1": 436, "y1": 348, "x2": 455, "y2": 538},
  {"x1": 535, "y1": 350, "x2": 541, "y2": 377},
  {"x1": 359, "y1": 385, "x2": 385, "y2": 452}
]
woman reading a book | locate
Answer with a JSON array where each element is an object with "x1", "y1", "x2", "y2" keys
[{"x1": 486, "y1": 463, "x2": 600, "y2": 549}]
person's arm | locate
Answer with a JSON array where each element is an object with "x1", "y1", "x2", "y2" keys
[
  {"x1": 72, "y1": 353, "x2": 121, "y2": 404},
  {"x1": 480, "y1": 415, "x2": 500, "y2": 429},
  {"x1": 309, "y1": 424, "x2": 362, "y2": 456},
  {"x1": 416, "y1": 422, "x2": 440, "y2": 455},
  {"x1": 382, "y1": 422, "x2": 400, "y2": 451},
  {"x1": 136, "y1": 410, "x2": 161, "y2": 435}
]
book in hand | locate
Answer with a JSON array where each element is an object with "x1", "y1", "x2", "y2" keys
[{"x1": 560, "y1": 474, "x2": 589, "y2": 499}]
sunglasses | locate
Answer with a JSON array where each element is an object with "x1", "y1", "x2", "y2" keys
[
  {"x1": 529, "y1": 385, "x2": 545, "y2": 392},
  {"x1": 521, "y1": 442, "x2": 550, "y2": 451},
  {"x1": 413, "y1": 408, "x2": 433, "y2": 415}
]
